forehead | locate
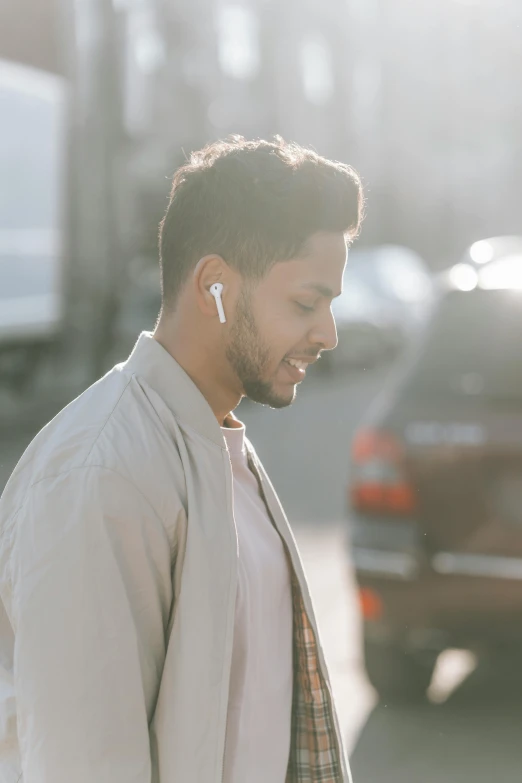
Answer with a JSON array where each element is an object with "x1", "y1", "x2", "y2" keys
[{"x1": 264, "y1": 231, "x2": 348, "y2": 292}]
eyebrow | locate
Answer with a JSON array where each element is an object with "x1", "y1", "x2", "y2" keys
[{"x1": 299, "y1": 283, "x2": 342, "y2": 299}]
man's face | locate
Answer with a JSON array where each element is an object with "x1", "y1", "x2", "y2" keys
[{"x1": 226, "y1": 231, "x2": 347, "y2": 408}]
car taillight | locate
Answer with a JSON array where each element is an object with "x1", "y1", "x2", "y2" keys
[
  {"x1": 350, "y1": 429, "x2": 417, "y2": 515},
  {"x1": 358, "y1": 587, "x2": 383, "y2": 621}
]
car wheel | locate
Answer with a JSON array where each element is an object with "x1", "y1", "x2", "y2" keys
[{"x1": 363, "y1": 639, "x2": 434, "y2": 704}]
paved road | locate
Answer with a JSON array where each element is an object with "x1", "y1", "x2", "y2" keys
[{"x1": 2, "y1": 362, "x2": 522, "y2": 780}]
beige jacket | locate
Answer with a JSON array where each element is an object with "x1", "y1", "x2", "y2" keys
[{"x1": 0, "y1": 333, "x2": 351, "y2": 783}]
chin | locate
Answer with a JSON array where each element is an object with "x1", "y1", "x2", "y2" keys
[
  {"x1": 244, "y1": 380, "x2": 296, "y2": 409},
  {"x1": 265, "y1": 394, "x2": 295, "y2": 410}
]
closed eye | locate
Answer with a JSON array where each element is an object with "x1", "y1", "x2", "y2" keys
[{"x1": 295, "y1": 302, "x2": 315, "y2": 313}]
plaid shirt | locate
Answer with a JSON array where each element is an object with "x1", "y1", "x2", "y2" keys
[
  {"x1": 247, "y1": 452, "x2": 347, "y2": 783},
  {"x1": 285, "y1": 570, "x2": 344, "y2": 782}
]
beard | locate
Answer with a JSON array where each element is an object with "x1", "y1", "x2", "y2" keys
[{"x1": 226, "y1": 289, "x2": 296, "y2": 409}]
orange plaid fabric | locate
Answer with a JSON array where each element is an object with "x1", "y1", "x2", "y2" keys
[{"x1": 285, "y1": 571, "x2": 343, "y2": 783}]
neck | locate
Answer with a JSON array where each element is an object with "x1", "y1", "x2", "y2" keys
[{"x1": 154, "y1": 314, "x2": 242, "y2": 426}]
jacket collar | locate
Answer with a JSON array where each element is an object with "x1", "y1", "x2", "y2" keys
[{"x1": 121, "y1": 332, "x2": 226, "y2": 449}]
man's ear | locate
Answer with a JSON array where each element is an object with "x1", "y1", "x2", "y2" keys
[{"x1": 193, "y1": 255, "x2": 228, "y2": 319}]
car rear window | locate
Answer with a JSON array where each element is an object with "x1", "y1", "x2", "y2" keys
[{"x1": 403, "y1": 289, "x2": 522, "y2": 401}]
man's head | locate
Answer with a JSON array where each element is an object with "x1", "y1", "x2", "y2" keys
[{"x1": 158, "y1": 136, "x2": 363, "y2": 410}]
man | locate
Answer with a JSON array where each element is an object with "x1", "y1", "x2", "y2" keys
[{"x1": 0, "y1": 136, "x2": 363, "y2": 782}]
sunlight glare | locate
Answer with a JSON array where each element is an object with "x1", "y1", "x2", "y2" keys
[
  {"x1": 469, "y1": 240, "x2": 494, "y2": 265},
  {"x1": 427, "y1": 649, "x2": 478, "y2": 704},
  {"x1": 479, "y1": 255, "x2": 522, "y2": 290},
  {"x1": 449, "y1": 263, "x2": 478, "y2": 291}
]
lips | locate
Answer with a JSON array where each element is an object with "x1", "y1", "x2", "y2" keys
[{"x1": 281, "y1": 357, "x2": 313, "y2": 383}]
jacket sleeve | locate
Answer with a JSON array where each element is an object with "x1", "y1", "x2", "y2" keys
[{"x1": 9, "y1": 465, "x2": 176, "y2": 783}]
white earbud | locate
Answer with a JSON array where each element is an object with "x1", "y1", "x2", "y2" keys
[{"x1": 209, "y1": 282, "x2": 226, "y2": 324}]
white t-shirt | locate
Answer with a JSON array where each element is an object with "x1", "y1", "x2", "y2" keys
[{"x1": 221, "y1": 419, "x2": 293, "y2": 783}]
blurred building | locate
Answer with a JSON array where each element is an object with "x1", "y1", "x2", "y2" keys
[
  {"x1": 114, "y1": 0, "x2": 522, "y2": 269},
  {"x1": 0, "y1": 0, "x2": 64, "y2": 75},
  {"x1": 348, "y1": 0, "x2": 522, "y2": 264}
]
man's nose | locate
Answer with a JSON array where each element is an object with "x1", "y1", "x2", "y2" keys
[{"x1": 309, "y1": 308, "x2": 338, "y2": 352}]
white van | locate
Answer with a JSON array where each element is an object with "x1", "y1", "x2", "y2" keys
[{"x1": 0, "y1": 59, "x2": 66, "y2": 349}]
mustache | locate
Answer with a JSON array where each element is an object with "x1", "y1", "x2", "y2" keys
[{"x1": 284, "y1": 349, "x2": 323, "y2": 361}]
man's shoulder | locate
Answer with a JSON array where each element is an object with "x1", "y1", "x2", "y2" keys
[
  {"x1": 1, "y1": 367, "x2": 185, "y2": 520},
  {"x1": 20, "y1": 367, "x2": 138, "y2": 479}
]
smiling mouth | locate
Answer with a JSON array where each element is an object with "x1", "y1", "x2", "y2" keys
[{"x1": 284, "y1": 358, "x2": 308, "y2": 371}]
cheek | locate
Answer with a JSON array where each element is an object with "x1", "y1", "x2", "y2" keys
[
  {"x1": 265, "y1": 317, "x2": 306, "y2": 365},
  {"x1": 250, "y1": 295, "x2": 305, "y2": 359}
]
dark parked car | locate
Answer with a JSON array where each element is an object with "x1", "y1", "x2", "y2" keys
[{"x1": 348, "y1": 235, "x2": 522, "y2": 702}]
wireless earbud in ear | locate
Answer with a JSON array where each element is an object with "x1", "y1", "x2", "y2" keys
[{"x1": 209, "y1": 282, "x2": 226, "y2": 324}]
